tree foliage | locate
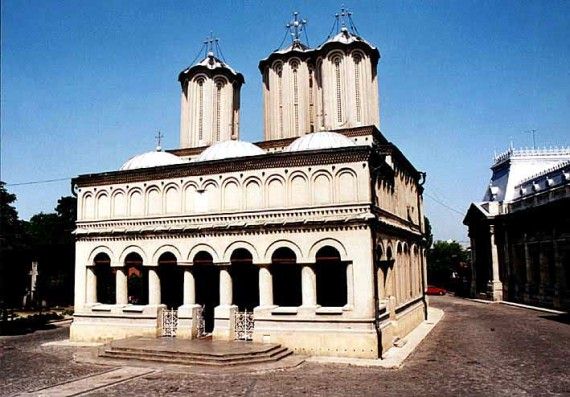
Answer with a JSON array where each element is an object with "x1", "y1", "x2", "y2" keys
[
  {"x1": 427, "y1": 240, "x2": 469, "y2": 289},
  {"x1": 0, "y1": 182, "x2": 77, "y2": 307}
]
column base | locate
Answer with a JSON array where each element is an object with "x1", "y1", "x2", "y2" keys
[
  {"x1": 212, "y1": 305, "x2": 238, "y2": 341},
  {"x1": 487, "y1": 280, "x2": 503, "y2": 301},
  {"x1": 177, "y1": 304, "x2": 202, "y2": 339}
]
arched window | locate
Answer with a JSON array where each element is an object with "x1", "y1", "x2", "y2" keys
[
  {"x1": 125, "y1": 252, "x2": 147, "y2": 305},
  {"x1": 291, "y1": 60, "x2": 300, "y2": 135},
  {"x1": 158, "y1": 252, "x2": 182, "y2": 309},
  {"x1": 231, "y1": 249, "x2": 258, "y2": 311},
  {"x1": 353, "y1": 53, "x2": 362, "y2": 122},
  {"x1": 93, "y1": 253, "x2": 115, "y2": 304},
  {"x1": 333, "y1": 55, "x2": 343, "y2": 123},
  {"x1": 315, "y1": 246, "x2": 347, "y2": 307},
  {"x1": 215, "y1": 80, "x2": 224, "y2": 141},
  {"x1": 274, "y1": 62, "x2": 284, "y2": 137},
  {"x1": 197, "y1": 78, "x2": 205, "y2": 141},
  {"x1": 272, "y1": 247, "x2": 302, "y2": 307}
]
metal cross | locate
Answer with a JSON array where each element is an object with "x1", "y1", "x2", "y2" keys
[
  {"x1": 155, "y1": 130, "x2": 164, "y2": 148},
  {"x1": 204, "y1": 32, "x2": 219, "y2": 54},
  {"x1": 286, "y1": 11, "x2": 307, "y2": 43}
]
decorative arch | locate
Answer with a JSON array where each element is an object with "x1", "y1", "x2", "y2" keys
[
  {"x1": 312, "y1": 171, "x2": 333, "y2": 204},
  {"x1": 163, "y1": 183, "x2": 181, "y2": 214},
  {"x1": 145, "y1": 185, "x2": 162, "y2": 215},
  {"x1": 289, "y1": 171, "x2": 309, "y2": 206},
  {"x1": 82, "y1": 192, "x2": 94, "y2": 219},
  {"x1": 266, "y1": 174, "x2": 286, "y2": 208},
  {"x1": 308, "y1": 238, "x2": 348, "y2": 261},
  {"x1": 222, "y1": 177, "x2": 241, "y2": 211},
  {"x1": 187, "y1": 243, "x2": 221, "y2": 263},
  {"x1": 336, "y1": 168, "x2": 358, "y2": 202},
  {"x1": 87, "y1": 246, "x2": 115, "y2": 266},
  {"x1": 119, "y1": 245, "x2": 148, "y2": 266},
  {"x1": 244, "y1": 176, "x2": 263, "y2": 210},
  {"x1": 152, "y1": 245, "x2": 183, "y2": 265},
  {"x1": 127, "y1": 187, "x2": 144, "y2": 216},
  {"x1": 111, "y1": 189, "x2": 127, "y2": 217},
  {"x1": 222, "y1": 241, "x2": 260, "y2": 263},
  {"x1": 264, "y1": 240, "x2": 304, "y2": 263}
]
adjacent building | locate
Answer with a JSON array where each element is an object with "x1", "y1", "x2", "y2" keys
[{"x1": 464, "y1": 147, "x2": 570, "y2": 310}]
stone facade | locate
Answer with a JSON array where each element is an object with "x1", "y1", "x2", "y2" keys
[{"x1": 70, "y1": 12, "x2": 428, "y2": 359}]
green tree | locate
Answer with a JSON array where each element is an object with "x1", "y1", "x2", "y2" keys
[
  {"x1": 427, "y1": 240, "x2": 469, "y2": 289},
  {"x1": 0, "y1": 182, "x2": 29, "y2": 306}
]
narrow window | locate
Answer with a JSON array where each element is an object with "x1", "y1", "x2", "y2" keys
[
  {"x1": 334, "y1": 56, "x2": 343, "y2": 123},
  {"x1": 197, "y1": 79, "x2": 204, "y2": 141},
  {"x1": 215, "y1": 81, "x2": 223, "y2": 141},
  {"x1": 276, "y1": 63, "x2": 284, "y2": 137},
  {"x1": 353, "y1": 54, "x2": 362, "y2": 122},
  {"x1": 291, "y1": 61, "x2": 299, "y2": 135}
]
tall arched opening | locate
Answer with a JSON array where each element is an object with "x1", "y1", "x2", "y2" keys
[
  {"x1": 231, "y1": 248, "x2": 258, "y2": 311},
  {"x1": 193, "y1": 251, "x2": 219, "y2": 333},
  {"x1": 272, "y1": 247, "x2": 302, "y2": 307},
  {"x1": 93, "y1": 253, "x2": 115, "y2": 304},
  {"x1": 125, "y1": 252, "x2": 148, "y2": 305},
  {"x1": 158, "y1": 252, "x2": 183, "y2": 309},
  {"x1": 315, "y1": 246, "x2": 347, "y2": 307}
]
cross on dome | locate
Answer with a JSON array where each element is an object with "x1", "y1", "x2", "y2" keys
[
  {"x1": 155, "y1": 130, "x2": 164, "y2": 151},
  {"x1": 286, "y1": 11, "x2": 307, "y2": 45}
]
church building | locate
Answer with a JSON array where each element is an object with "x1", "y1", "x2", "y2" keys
[{"x1": 70, "y1": 11, "x2": 428, "y2": 359}]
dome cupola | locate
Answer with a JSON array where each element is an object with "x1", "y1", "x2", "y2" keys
[
  {"x1": 283, "y1": 131, "x2": 356, "y2": 152},
  {"x1": 193, "y1": 140, "x2": 265, "y2": 162},
  {"x1": 259, "y1": 12, "x2": 316, "y2": 141},
  {"x1": 178, "y1": 36, "x2": 244, "y2": 149},
  {"x1": 120, "y1": 147, "x2": 185, "y2": 171}
]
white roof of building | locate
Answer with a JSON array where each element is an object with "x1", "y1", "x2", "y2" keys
[
  {"x1": 120, "y1": 149, "x2": 185, "y2": 171},
  {"x1": 284, "y1": 131, "x2": 356, "y2": 152},
  {"x1": 193, "y1": 140, "x2": 265, "y2": 162},
  {"x1": 483, "y1": 147, "x2": 570, "y2": 202}
]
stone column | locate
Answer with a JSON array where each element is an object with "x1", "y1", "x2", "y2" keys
[
  {"x1": 538, "y1": 246, "x2": 550, "y2": 299},
  {"x1": 488, "y1": 225, "x2": 503, "y2": 301},
  {"x1": 148, "y1": 268, "x2": 161, "y2": 305},
  {"x1": 116, "y1": 268, "x2": 128, "y2": 305},
  {"x1": 219, "y1": 267, "x2": 233, "y2": 306},
  {"x1": 258, "y1": 265, "x2": 273, "y2": 307},
  {"x1": 86, "y1": 267, "x2": 97, "y2": 305},
  {"x1": 552, "y1": 234, "x2": 566, "y2": 309},
  {"x1": 301, "y1": 265, "x2": 317, "y2": 307},
  {"x1": 183, "y1": 268, "x2": 195, "y2": 305},
  {"x1": 346, "y1": 262, "x2": 354, "y2": 308}
]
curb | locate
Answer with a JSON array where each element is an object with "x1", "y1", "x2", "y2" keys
[{"x1": 466, "y1": 298, "x2": 567, "y2": 315}]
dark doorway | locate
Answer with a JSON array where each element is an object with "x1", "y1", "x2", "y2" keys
[
  {"x1": 158, "y1": 252, "x2": 183, "y2": 309},
  {"x1": 231, "y1": 248, "x2": 259, "y2": 311},
  {"x1": 193, "y1": 251, "x2": 219, "y2": 333},
  {"x1": 272, "y1": 247, "x2": 302, "y2": 306},
  {"x1": 125, "y1": 252, "x2": 148, "y2": 305},
  {"x1": 94, "y1": 253, "x2": 115, "y2": 304},
  {"x1": 315, "y1": 246, "x2": 347, "y2": 307}
]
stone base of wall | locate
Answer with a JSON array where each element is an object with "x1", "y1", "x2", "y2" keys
[
  {"x1": 70, "y1": 315, "x2": 159, "y2": 342},
  {"x1": 379, "y1": 299, "x2": 426, "y2": 355}
]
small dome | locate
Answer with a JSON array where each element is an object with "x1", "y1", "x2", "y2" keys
[
  {"x1": 194, "y1": 140, "x2": 265, "y2": 162},
  {"x1": 120, "y1": 150, "x2": 185, "y2": 171},
  {"x1": 284, "y1": 132, "x2": 356, "y2": 152}
]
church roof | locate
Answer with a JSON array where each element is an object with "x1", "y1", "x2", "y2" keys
[
  {"x1": 316, "y1": 27, "x2": 380, "y2": 64},
  {"x1": 283, "y1": 131, "x2": 356, "y2": 152},
  {"x1": 178, "y1": 52, "x2": 245, "y2": 86},
  {"x1": 193, "y1": 140, "x2": 265, "y2": 162},
  {"x1": 120, "y1": 149, "x2": 185, "y2": 171}
]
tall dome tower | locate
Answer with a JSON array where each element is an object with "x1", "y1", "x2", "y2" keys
[
  {"x1": 313, "y1": 9, "x2": 380, "y2": 131},
  {"x1": 178, "y1": 37, "x2": 244, "y2": 148},
  {"x1": 259, "y1": 12, "x2": 315, "y2": 140}
]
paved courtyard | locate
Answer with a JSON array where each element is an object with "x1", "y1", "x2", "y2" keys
[{"x1": 1, "y1": 296, "x2": 568, "y2": 396}]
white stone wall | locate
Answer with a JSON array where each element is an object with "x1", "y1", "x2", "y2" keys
[{"x1": 77, "y1": 162, "x2": 369, "y2": 221}]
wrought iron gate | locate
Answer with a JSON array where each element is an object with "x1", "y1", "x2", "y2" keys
[
  {"x1": 159, "y1": 308, "x2": 178, "y2": 337},
  {"x1": 234, "y1": 310, "x2": 254, "y2": 341}
]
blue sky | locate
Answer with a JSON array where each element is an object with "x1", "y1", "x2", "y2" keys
[{"x1": 1, "y1": 0, "x2": 569, "y2": 242}]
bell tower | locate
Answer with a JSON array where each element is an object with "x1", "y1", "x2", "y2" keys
[
  {"x1": 259, "y1": 12, "x2": 316, "y2": 140},
  {"x1": 178, "y1": 36, "x2": 244, "y2": 149},
  {"x1": 313, "y1": 8, "x2": 380, "y2": 131}
]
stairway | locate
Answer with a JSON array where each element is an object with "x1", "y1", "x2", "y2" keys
[{"x1": 98, "y1": 337, "x2": 293, "y2": 367}]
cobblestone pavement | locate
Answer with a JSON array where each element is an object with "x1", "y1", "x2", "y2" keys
[{"x1": 1, "y1": 296, "x2": 569, "y2": 396}]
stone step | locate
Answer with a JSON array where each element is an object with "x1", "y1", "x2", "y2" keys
[
  {"x1": 99, "y1": 347, "x2": 292, "y2": 367},
  {"x1": 107, "y1": 343, "x2": 284, "y2": 360},
  {"x1": 102, "y1": 344, "x2": 288, "y2": 363}
]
